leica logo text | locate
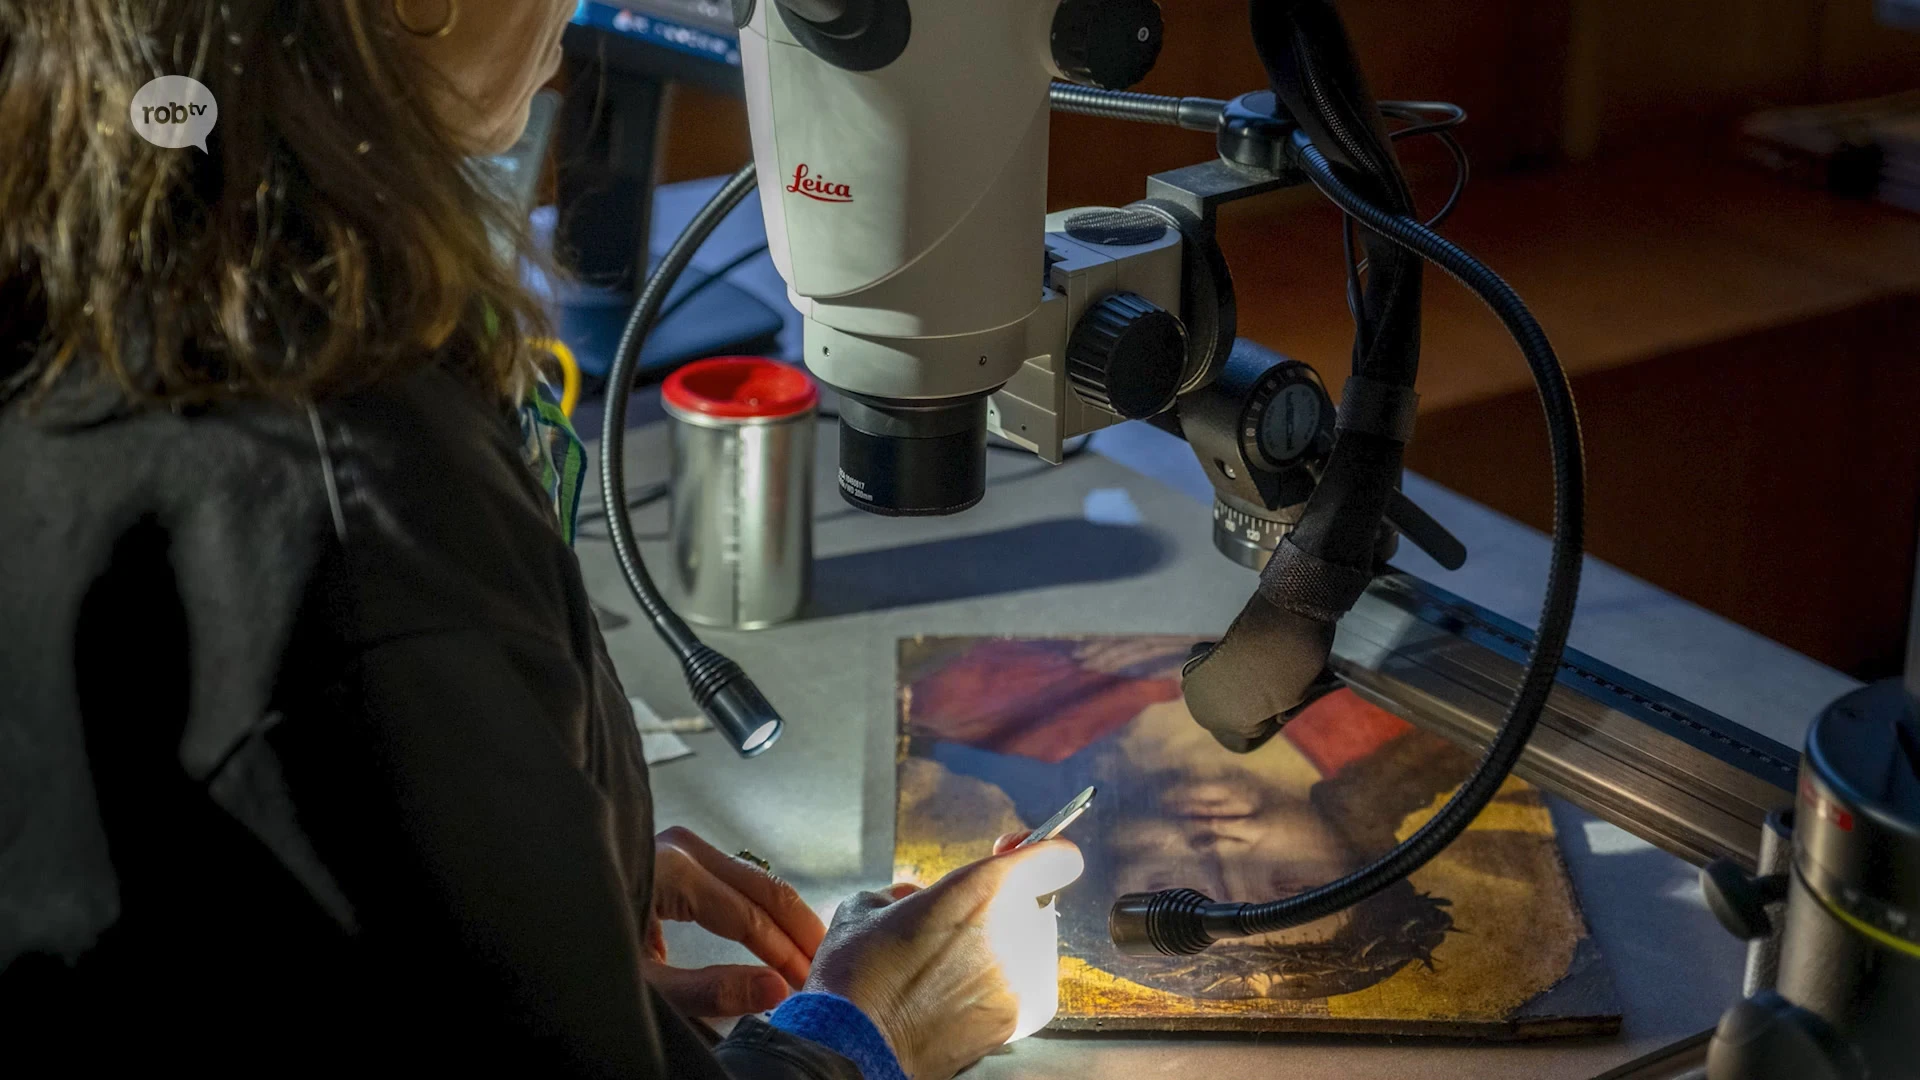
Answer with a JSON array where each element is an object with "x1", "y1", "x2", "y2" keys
[{"x1": 787, "y1": 164, "x2": 852, "y2": 203}]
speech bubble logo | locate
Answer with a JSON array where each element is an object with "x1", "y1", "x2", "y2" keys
[{"x1": 130, "y1": 76, "x2": 219, "y2": 153}]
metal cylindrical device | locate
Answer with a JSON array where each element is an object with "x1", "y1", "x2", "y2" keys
[
  {"x1": 1774, "y1": 680, "x2": 1920, "y2": 1071},
  {"x1": 661, "y1": 358, "x2": 818, "y2": 629}
]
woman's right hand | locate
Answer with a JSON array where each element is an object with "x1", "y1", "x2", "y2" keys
[{"x1": 804, "y1": 834, "x2": 1084, "y2": 1080}]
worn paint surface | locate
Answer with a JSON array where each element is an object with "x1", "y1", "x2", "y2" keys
[{"x1": 895, "y1": 635, "x2": 1619, "y2": 1036}]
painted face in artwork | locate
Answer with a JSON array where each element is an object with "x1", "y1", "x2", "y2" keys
[
  {"x1": 900, "y1": 637, "x2": 1596, "y2": 1022},
  {"x1": 1084, "y1": 700, "x2": 1454, "y2": 1000},
  {"x1": 898, "y1": 636, "x2": 1460, "y2": 1001},
  {"x1": 1102, "y1": 701, "x2": 1362, "y2": 947}
]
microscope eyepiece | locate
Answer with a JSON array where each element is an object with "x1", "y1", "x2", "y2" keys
[
  {"x1": 776, "y1": 0, "x2": 851, "y2": 26},
  {"x1": 834, "y1": 392, "x2": 988, "y2": 517},
  {"x1": 772, "y1": 0, "x2": 910, "y2": 72}
]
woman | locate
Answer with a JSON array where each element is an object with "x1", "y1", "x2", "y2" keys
[{"x1": 0, "y1": 3, "x2": 1079, "y2": 1078}]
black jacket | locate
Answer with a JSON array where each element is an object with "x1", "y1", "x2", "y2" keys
[{"x1": 0, "y1": 363, "x2": 859, "y2": 1079}]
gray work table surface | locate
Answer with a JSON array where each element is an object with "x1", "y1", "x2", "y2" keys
[{"x1": 575, "y1": 400, "x2": 1856, "y2": 1080}]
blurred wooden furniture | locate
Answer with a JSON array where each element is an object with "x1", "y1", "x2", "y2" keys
[{"x1": 1209, "y1": 150, "x2": 1920, "y2": 677}]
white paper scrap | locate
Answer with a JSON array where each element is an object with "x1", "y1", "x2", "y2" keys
[{"x1": 630, "y1": 696, "x2": 697, "y2": 765}]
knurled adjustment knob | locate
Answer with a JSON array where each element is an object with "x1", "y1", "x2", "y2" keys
[
  {"x1": 1051, "y1": 0, "x2": 1164, "y2": 91},
  {"x1": 1068, "y1": 292, "x2": 1186, "y2": 420}
]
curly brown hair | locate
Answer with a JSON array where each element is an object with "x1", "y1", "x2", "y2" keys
[{"x1": 0, "y1": 0, "x2": 550, "y2": 406}]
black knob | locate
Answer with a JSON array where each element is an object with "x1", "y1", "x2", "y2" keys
[
  {"x1": 1051, "y1": 0, "x2": 1164, "y2": 91},
  {"x1": 1707, "y1": 992, "x2": 1866, "y2": 1080},
  {"x1": 1701, "y1": 858, "x2": 1790, "y2": 941},
  {"x1": 1068, "y1": 292, "x2": 1187, "y2": 420}
]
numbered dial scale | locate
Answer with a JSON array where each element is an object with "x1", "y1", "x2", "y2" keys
[{"x1": 1212, "y1": 499, "x2": 1302, "y2": 569}]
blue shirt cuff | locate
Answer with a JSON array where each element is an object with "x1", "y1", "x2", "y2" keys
[{"x1": 767, "y1": 992, "x2": 907, "y2": 1080}]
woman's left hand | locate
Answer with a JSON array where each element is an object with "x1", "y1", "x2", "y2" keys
[{"x1": 647, "y1": 826, "x2": 827, "y2": 1018}]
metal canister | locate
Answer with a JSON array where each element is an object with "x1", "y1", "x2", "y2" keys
[{"x1": 661, "y1": 357, "x2": 817, "y2": 629}]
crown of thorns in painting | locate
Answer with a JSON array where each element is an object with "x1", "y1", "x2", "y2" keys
[{"x1": 894, "y1": 636, "x2": 1619, "y2": 1036}]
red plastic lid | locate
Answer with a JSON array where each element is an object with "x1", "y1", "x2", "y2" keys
[{"x1": 661, "y1": 357, "x2": 818, "y2": 420}]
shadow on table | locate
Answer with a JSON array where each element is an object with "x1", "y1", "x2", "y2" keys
[{"x1": 807, "y1": 519, "x2": 1168, "y2": 618}]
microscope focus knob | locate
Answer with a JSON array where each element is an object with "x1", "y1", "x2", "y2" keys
[
  {"x1": 1051, "y1": 0, "x2": 1164, "y2": 91},
  {"x1": 1068, "y1": 292, "x2": 1187, "y2": 420}
]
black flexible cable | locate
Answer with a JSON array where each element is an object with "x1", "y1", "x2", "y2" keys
[
  {"x1": 599, "y1": 164, "x2": 757, "y2": 654},
  {"x1": 1193, "y1": 133, "x2": 1584, "y2": 940},
  {"x1": 1377, "y1": 100, "x2": 1467, "y2": 140},
  {"x1": 1254, "y1": 10, "x2": 1428, "y2": 627},
  {"x1": 1047, "y1": 81, "x2": 1227, "y2": 131},
  {"x1": 1345, "y1": 110, "x2": 1471, "y2": 356},
  {"x1": 653, "y1": 241, "x2": 773, "y2": 330},
  {"x1": 1355, "y1": 107, "x2": 1470, "y2": 253},
  {"x1": 598, "y1": 164, "x2": 785, "y2": 756},
  {"x1": 604, "y1": 241, "x2": 778, "y2": 396}
]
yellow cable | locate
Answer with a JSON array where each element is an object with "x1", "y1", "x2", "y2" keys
[{"x1": 533, "y1": 337, "x2": 581, "y2": 418}]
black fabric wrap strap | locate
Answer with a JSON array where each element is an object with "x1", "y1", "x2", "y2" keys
[
  {"x1": 1258, "y1": 536, "x2": 1375, "y2": 623},
  {"x1": 1337, "y1": 376, "x2": 1419, "y2": 444}
]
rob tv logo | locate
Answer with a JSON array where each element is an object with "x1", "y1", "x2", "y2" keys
[{"x1": 130, "y1": 76, "x2": 219, "y2": 153}]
